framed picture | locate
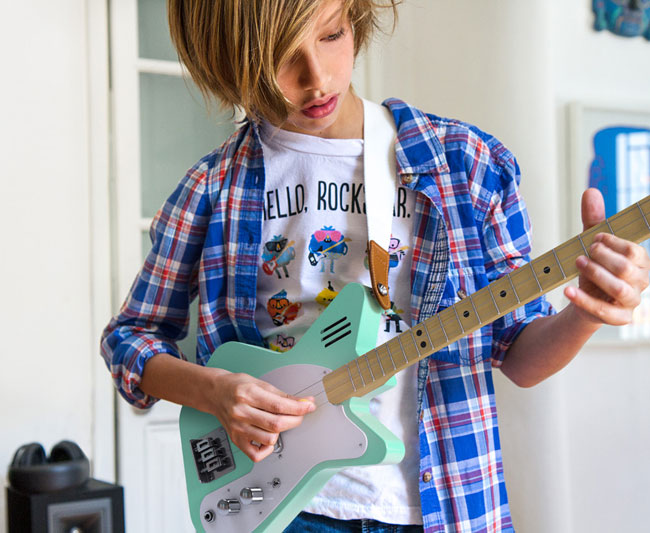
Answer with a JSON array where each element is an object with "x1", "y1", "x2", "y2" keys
[{"x1": 568, "y1": 102, "x2": 650, "y2": 340}]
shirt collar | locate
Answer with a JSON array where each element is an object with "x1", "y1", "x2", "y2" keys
[{"x1": 383, "y1": 98, "x2": 450, "y2": 179}]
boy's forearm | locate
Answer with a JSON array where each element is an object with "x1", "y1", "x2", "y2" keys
[
  {"x1": 499, "y1": 304, "x2": 601, "y2": 388},
  {"x1": 139, "y1": 353, "x2": 225, "y2": 414}
]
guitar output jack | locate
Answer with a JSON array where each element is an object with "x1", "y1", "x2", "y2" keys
[{"x1": 203, "y1": 510, "x2": 215, "y2": 523}]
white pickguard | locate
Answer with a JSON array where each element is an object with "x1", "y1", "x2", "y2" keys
[{"x1": 199, "y1": 364, "x2": 368, "y2": 532}]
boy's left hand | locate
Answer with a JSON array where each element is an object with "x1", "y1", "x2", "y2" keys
[{"x1": 564, "y1": 188, "x2": 650, "y2": 327}]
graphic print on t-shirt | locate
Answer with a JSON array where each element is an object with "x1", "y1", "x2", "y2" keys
[
  {"x1": 266, "y1": 289, "x2": 302, "y2": 326},
  {"x1": 315, "y1": 281, "x2": 339, "y2": 310},
  {"x1": 261, "y1": 234, "x2": 296, "y2": 279},
  {"x1": 268, "y1": 332, "x2": 296, "y2": 353},
  {"x1": 307, "y1": 226, "x2": 350, "y2": 274}
]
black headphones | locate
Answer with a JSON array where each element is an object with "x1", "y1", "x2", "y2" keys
[{"x1": 8, "y1": 440, "x2": 90, "y2": 494}]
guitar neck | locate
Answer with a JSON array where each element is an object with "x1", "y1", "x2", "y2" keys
[{"x1": 323, "y1": 195, "x2": 650, "y2": 404}]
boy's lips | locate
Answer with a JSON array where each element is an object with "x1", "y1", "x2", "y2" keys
[{"x1": 301, "y1": 95, "x2": 338, "y2": 119}]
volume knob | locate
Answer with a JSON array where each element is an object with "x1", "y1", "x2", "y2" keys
[
  {"x1": 240, "y1": 487, "x2": 264, "y2": 504},
  {"x1": 217, "y1": 498, "x2": 241, "y2": 515}
]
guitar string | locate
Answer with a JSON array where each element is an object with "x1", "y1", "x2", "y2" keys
[
  {"x1": 284, "y1": 207, "x2": 650, "y2": 406},
  {"x1": 209, "y1": 208, "x2": 649, "y2": 468}
]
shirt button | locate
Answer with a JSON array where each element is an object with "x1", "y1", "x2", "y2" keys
[
  {"x1": 422, "y1": 472, "x2": 432, "y2": 483},
  {"x1": 457, "y1": 288, "x2": 467, "y2": 299},
  {"x1": 402, "y1": 173, "x2": 415, "y2": 184}
]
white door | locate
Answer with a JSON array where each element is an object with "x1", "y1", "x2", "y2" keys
[{"x1": 109, "y1": 0, "x2": 235, "y2": 530}]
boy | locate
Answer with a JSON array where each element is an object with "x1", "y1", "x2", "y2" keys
[{"x1": 101, "y1": 0, "x2": 650, "y2": 531}]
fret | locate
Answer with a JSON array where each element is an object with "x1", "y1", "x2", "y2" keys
[
  {"x1": 452, "y1": 306, "x2": 465, "y2": 333},
  {"x1": 438, "y1": 307, "x2": 463, "y2": 341},
  {"x1": 577, "y1": 234, "x2": 589, "y2": 257},
  {"x1": 528, "y1": 264, "x2": 542, "y2": 291},
  {"x1": 470, "y1": 286, "x2": 498, "y2": 322},
  {"x1": 509, "y1": 264, "x2": 542, "y2": 302},
  {"x1": 551, "y1": 248, "x2": 566, "y2": 278},
  {"x1": 605, "y1": 218, "x2": 614, "y2": 234},
  {"x1": 364, "y1": 355, "x2": 375, "y2": 381},
  {"x1": 384, "y1": 343, "x2": 397, "y2": 370},
  {"x1": 354, "y1": 358, "x2": 366, "y2": 387},
  {"x1": 506, "y1": 274, "x2": 521, "y2": 302},
  {"x1": 554, "y1": 237, "x2": 584, "y2": 279},
  {"x1": 532, "y1": 250, "x2": 566, "y2": 291},
  {"x1": 396, "y1": 332, "x2": 417, "y2": 362},
  {"x1": 468, "y1": 295, "x2": 481, "y2": 324},
  {"x1": 395, "y1": 336, "x2": 410, "y2": 365},
  {"x1": 438, "y1": 314, "x2": 449, "y2": 343},
  {"x1": 488, "y1": 276, "x2": 519, "y2": 311},
  {"x1": 454, "y1": 293, "x2": 483, "y2": 330},
  {"x1": 609, "y1": 203, "x2": 648, "y2": 243},
  {"x1": 408, "y1": 330, "x2": 424, "y2": 358},
  {"x1": 637, "y1": 202, "x2": 650, "y2": 231},
  {"x1": 423, "y1": 314, "x2": 448, "y2": 348},
  {"x1": 486, "y1": 284, "x2": 500, "y2": 314},
  {"x1": 413, "y1": 324, "x2": 434, "y2": 354},
  {"x1": 374, "y1": 349, "x2": 386, "y2": 376},
  {"x1": 346, "y1": 365, "x2": 357, "y2": 392}
]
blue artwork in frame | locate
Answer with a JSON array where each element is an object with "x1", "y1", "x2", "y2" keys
[
  {"x1": 593, "y1": 0, "x2": 650, "y2": 39},
  {"x1": 588, "y1": 126, "x2": 650, "y2": 257}
]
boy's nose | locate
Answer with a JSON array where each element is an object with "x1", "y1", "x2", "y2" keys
[{"x1": 298, "y1": 52, "x2": 328, "y2": 90}]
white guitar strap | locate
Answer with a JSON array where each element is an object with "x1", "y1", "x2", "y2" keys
[{"x1": 362, "y1": 99, "x2": 398, "y2": 310}]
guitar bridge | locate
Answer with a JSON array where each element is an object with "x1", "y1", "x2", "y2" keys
[
  {"x1": 320, "y1": 316, "x2": 352, "y2": 348},
  {"x1": 190, "y1": 427, "x2": 235, "y2": 484}
]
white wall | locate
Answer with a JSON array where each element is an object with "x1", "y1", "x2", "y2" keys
[
  {"x1": 0, "y1": 1, "x2": 112, "y2": 531},
  {"x1": 362, "y1": 1, "x2": 650, "y2": 532}
]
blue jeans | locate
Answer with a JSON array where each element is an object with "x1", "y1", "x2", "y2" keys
[{"x1": 283, "y1": 512, "x2": 424, "y2": 532}]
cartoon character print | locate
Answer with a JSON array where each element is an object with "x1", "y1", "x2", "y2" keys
[
  {"x1": 308, "y1": 226, "x2": 349, "y2": 274},
  {"x1": 388, "y1": 236, "x2": 408, "y2": 268},
  {"x1": 315, "y1": 281, "x2": 339, "y2": 309},
  {"x1": 268, "y1": 333, "x2": 296, "y2": 352},
  {"x1": 267, "y1": 290, "x2": 302, "y2": 326},
  {"x1": 363, "y1": 235, "x2": 409, "y2": 270},
  {"x1": 383, "y1": 301, "x2": 404, "y2": 333},
  {"x1": 262, "y1": 235, "x2": 296, "y2": 279}
]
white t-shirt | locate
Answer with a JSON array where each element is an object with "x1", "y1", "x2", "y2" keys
[{"x1": 256, "y1": 120, "x2": 422, "y2": 525}]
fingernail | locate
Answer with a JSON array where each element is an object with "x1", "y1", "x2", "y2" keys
[{"x1": 576, "y1": 256, "x2": 588, "y2": 267}]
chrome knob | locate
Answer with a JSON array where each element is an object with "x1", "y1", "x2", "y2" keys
[
  {"x1": 217, "y1": 498, "x2": 241, "y2": 515},
  {"x1": 240, "y1": 487, "x2": 264, "y2": 504}
]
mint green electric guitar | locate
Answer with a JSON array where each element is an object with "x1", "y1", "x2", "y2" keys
[{"x1": 180, "y1": 196, "x2": 650, "y2": 532}]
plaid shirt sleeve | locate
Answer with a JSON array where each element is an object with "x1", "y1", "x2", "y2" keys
[
  {"x1": 481, "y1": 156, "x2": 555, "y2": 365},
  {"x1": 100, "y1": 157, "x2": 215, "y2": 408}
]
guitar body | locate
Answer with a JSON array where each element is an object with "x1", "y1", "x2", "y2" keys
[{"x1": 179, "y1": 283, "x2": 405, "y2": 532}]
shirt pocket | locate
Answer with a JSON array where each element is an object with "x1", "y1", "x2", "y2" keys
[{"x1": 431, "y1": 265, "x2": 493, "y2": 366}]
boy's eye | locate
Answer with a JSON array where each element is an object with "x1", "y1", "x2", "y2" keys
[{"x1": 324, "y1": 28, "x2": 345, "y2": 42}]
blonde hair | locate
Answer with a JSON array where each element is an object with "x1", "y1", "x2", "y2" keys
[{"x1": 167, "y1": 0, "x2": 399, "y2": 125}]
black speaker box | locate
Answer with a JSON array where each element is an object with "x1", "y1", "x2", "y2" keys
[{"x1": 6, "y1": 478, "x2": 125, "y2": 533}]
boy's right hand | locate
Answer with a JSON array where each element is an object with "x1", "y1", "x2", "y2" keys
[{"x1": 207, "y1": 369, "x2": 316, "y2": 463}]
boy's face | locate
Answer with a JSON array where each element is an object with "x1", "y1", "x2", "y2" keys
[{"x1": 276, "y1": 0, "x2": 361, "y2": 139}]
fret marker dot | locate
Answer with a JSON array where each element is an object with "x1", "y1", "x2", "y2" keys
[
  {"x1": 463, "y1": 311, "x2": 470, "y2": 318},
  {"x1": 420, "y1": 341, "x2": 426, "y2": 348},
  {"x1": 543, "y1": 266, "x2": 551, "y2": 274},
  {"x1": 416, "y1": 329, "x2": 423, "y2": 336},
  {"x1": 499, "y1": 290, "x2": 507, "y2": 298}
]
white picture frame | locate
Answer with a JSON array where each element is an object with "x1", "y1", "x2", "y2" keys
[{"x1": 568, "y1": 101, "x2": 650, "y2": 342}]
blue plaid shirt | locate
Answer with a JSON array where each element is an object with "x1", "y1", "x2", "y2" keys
[{"x1": 102, "y1": 98, "x2": 553, "y2": 532}]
